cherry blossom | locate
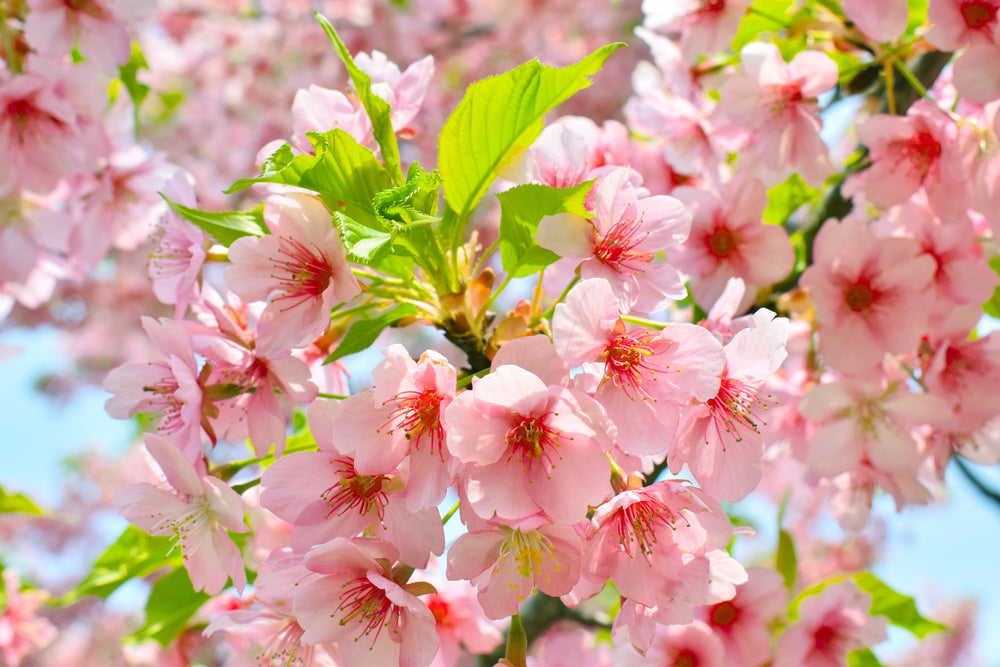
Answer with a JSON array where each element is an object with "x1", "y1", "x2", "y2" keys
[
  {"x1": 225, "y1": 192, "x2": 361, "y2": 358},
  {"x1": 115, "y1": 434, "x2": 248, "y2": 595},
  {"x1": 536, "y1": 167, "x2": 691, "y2": 313}
]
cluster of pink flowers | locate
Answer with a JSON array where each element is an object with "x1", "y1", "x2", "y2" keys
[{"x1": 4, "y1": 0, "x2": 1000, "y2": 666}]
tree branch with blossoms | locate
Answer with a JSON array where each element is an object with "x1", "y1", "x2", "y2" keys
[{"x1": 2, "y1": 0, "x2": 1000, "y2": 665}]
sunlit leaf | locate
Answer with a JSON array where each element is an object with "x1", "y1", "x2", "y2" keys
[
  {"x1": 127, "y1": 566, "x2": 210, "y2": 647},
  {"x1": 62, "y1": 527, "x2": 176, "y2": 604},
  {"x1": 323, "y1": 304, "x2": 420, "y2": 364},
  {"x1": 162, "y1": 197, "x2": 267, "y2": 248}
]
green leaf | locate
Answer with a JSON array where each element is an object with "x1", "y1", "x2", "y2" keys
[
  {"x1": 313, "y1": 12, "x2": 403, "y2": 183},
  {"x1": 496, "y1": 181, "x2": 593, "y2": 278},
  {"x1": 226, "y1": 130, "x2": 393, "y2": 223},
  {"x1": 373, "y1": 162, "x2": 443, "y2": 225},
  {"x1": 323, "y1": 304, "x2": 420, "y2": 364},
  {"x1": 162, "y1": 196, "x2": 268, "y2": 248},
  {"x1": 0, "y1": 486, "x2": 44, "y2": 515},
  {"x1": 732, "y1": 0, "x2": 795, "y2": 52},
  {"x1": 763, "y1": 174, "x2": 820, "y2": 225},
  {"x1": 775, "y1": 528, "x2": 797, "y2": 590},
  {"x1": 853, "y1": 572, "x2": 948, "y2": 639},
  {"x1": 127, "y1": 567, "x2": 211, "y2": 647},
  {"x1": 62, "y1": 527, "x2": 176, "y2": 604},
  {"x1": 906, "y1": 0, "x2": 930, "y2": 35},
  {"x1": 438, "y1": 43, "x2": 624, "y2": 236},
  {"x1": 335, "y1": 213, "x2": 393, "y2": 264},
  {"x1": 117, "y1": 43, "x2": 150, "y2": 109},
  {"x1": 982, "y1": 258, "x2": 1000, "y2": 318},
  {"x1": 847, "y1": 648, "x2": 885, "y2": 667}
]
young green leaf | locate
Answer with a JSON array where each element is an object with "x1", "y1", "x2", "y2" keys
[
  {"x1": 335, "y1": 213, "x2": 393, "y2": 265},
  {"x1": 847, "y1": 648, "x2": 885, "y2": 667},
  {"x1": 61, "y1": 526, "x2": 176, "y2": 604},
  {"x1": 127, "y1": 566, "x2": 211, "y2": 647},
  {"x1": 775, "y1": 528, "x2": 797, "y2": 590},
  {"x1": 226, "y1": 130, "x2": 393, "y2": 225},
  {"x1": 763, "y1": 174, "x2": 820, "y2": 225},
  {"x1": 323, "y1": 304, "x2": 420, "y2": 364},
  {"x1": 496, "y1": 180, "x2": 593, "y2": 278},
  {"x1": 732, "y1": 0, "x2": 795, "y2": 51},
  {"x1": 313, "y1": 12, "x2": 403, "y2": 183},
  {"x1": 438, "y1": 43, "x2": 624, "y2": 235},
  {"x1": 853, "y1": 572, "x2": 948, "y2": 639},
  {"x1": 0, "y1": 486, "x2": 44, "y2": 516},
  {"x1": 982, "y1": 257, "x2": 1000, "y2": 318},
  {"x1": 162, "y1": 197, "x2": 267, "y2": 248}
]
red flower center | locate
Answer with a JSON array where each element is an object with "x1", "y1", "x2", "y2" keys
[
  {"x1": 844, "y1": 283, "x2": 875, "y2": 312},
  {"x1": 711, "y1": 601, "x2": 739, "y2": 626},
  {"x1": 962, "y1": 1, "x2": 997, "y2": 28},
  {"x1": 708, "y1": 227, "x2": 738, "y2": 257},
  {"x1": 381, "y1": 389, "x2": 446, "y2": 457},
  {"x1": 321, "y1": 458, "x2": 389, "y2": 522}
]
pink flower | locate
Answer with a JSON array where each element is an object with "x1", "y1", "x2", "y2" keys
[
  {"x1": 667, "y1": 176, "x2": 795, "y2": 310},
  {"x1": 0, "y1": 570, "x2": 57, "y2": 666},
  {"x1": 583, "y1": 480, "x2": 736, "y2": 614},
  {"x1": 926, "y1": 0, "x2": 1000, "y2": 50},
  {"x1": 259, "y1": 425, "x2": 444, "y2": 567},
  {"x1": 536, "y1": 167, "x2": 691, "y2": 313},
  {"x1": 617, "y1": 620, "x2": 726, "y2": 666},
  {"x1": 115, "y1": 434, "x2": 248, "y2": 595},
  {"x1": 773, "y1": 580, "x2": 888, "y2": 667},
  {"x1": 328, "y1": 344, "x2": 457, "y2": 511},
  {"x1": 715, "y1": 43, "x2": 837, "y2": 186},
  {"x1": 843, "y1": 101, "x2": 977, "y2": 216},
  {"x1": 799, "y1": 216, "x2": 936, "y2": 374},
  {"x1": 444, "y1": 364, "x2": 615, "y2": 524},
  {"x1": 952, "y1": 43, "x2": 1000, "y2": 103},
  {"x1": 797, "y1": 377, "x2": 949, "y2": 480},
  {"x1": 696, "y1": 567, "x2": 786, "y2": 667},
  {"x1": 446, "y1": 519, "x2": 582, "y2": 620},
  {"x1": 225, "y1": 192, "x2": 361, "y2": 358},
  {"x1": 643, "y1": 0, "x2": 752, "y2": 63},
  {"x1": 552, "y1": 278, "x2": 725, "y2": 456},
  {"x1": 354, "y1": 50, "x2": 435, "y2": 135},
  {"x1": 293, "y1": 538, "x2": 439, "y2": 667},
  {"x1": 291, "y1": 84, "x2": 373, "y2": 152},
  {"x1": 24, "y1": 0, "x2": 154, "y2": 71},
  {"x1": 842, "y1": 0, "x2": 909, "y2": 42},
  {"x1": 149, "y1": 172, "x2": 209, "y2": 318},
  {"x1": 0, "y1": 64, "x2": 104, "y2": 196},
  {"x1": 103, "y1": 316, "x2": 206, "y2": 462},
  {"x1": 670, "y1": 308, "x2": 789, "y2": 502},
  {"x1": 515, "y1": 115, "x2": 630, "y2": 187},
  {"x1": 416, "y1": 565, "x2": 504, "y2": 667}
]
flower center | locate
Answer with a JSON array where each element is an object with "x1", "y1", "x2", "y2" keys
[
  {"x1": 593, "y1": 208, "x2": 654, "y2": 272},
  {"x1": 381, "y1": 389, "x2": 446, "y2": 457},
  {"x1": 895, "y1": 131, "x2": 941, "y2": 178},
  {"x1": 844, "y1": 283, "x2": 874, "y2": 313},
  {"x1": 707, "y1": 227, "x2": 738, "y2": 257},
  {"x1": 500, "y1": 528, "x2": 558, "y2": 583},
  {"x1": 271, "y1": 236, "x2": 333, "y2": 309},
  {"x1": 609, "y1": 497, "x2": 673, "y2": 562},
  {"x1": 962, "y1": 1, "x2": 997, "y2": 28},
  {"x1": 674, "y1": 651, "x2": 699, "y2": 667},
  {"x1": 321, "y1": 458, "x2": 389, "y2": 522},
  {"x1": 706, "y1": 376, "x2": 774, "y2": 447},
  {"x1": 711, "y1": 601, "x2": 738, "y2": 626},
  {"x1": 336, "y1": 577, "x2": 400, "y2": 646},
  {"x1": 603, "y1": 328, "x2": 666, "y2": 399},
  {"x1": 504, "y1": 414, "x2": 560, "y2": 470}
]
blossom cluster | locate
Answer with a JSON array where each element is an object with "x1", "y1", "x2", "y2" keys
[{"x1": 2, "y1": 0, "x2": 999, "y2": 666}]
